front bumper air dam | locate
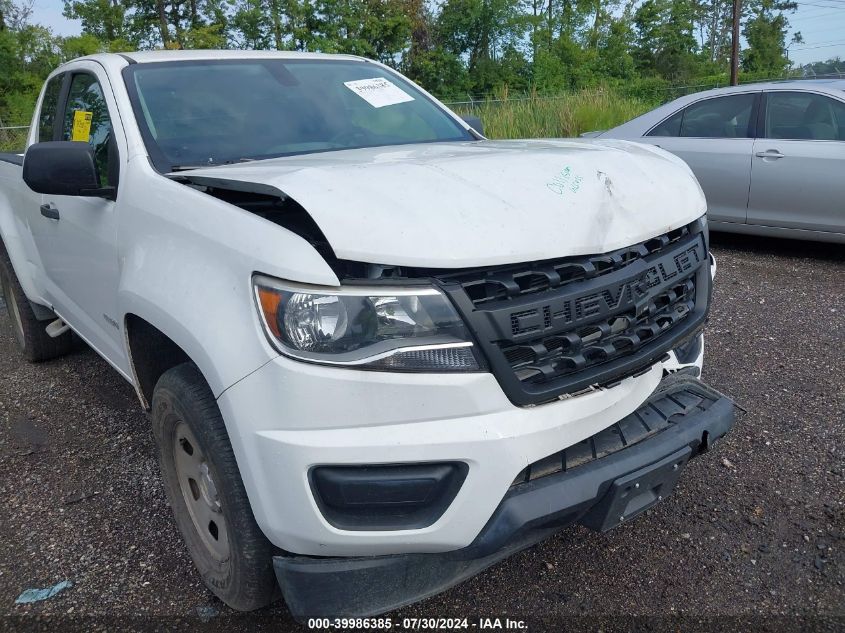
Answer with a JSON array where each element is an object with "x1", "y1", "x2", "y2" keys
[{"x1": 274, "y1": 375, "x2": 736, "y2": 620}]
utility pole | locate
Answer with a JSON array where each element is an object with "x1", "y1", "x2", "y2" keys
[{"x1": 730, "y1": 0, "x2": 741, "y2": 86}]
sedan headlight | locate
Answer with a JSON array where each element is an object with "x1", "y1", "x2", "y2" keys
[{"x1": 253, "y1": 275, "x2": 482, "y2": 371}]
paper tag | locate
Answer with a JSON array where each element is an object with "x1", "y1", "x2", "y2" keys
[
  {"x1": 71, "y1": 110, "x2": 93, "y2": 142},
  {"x1": 344, "y1": 78, "x2": 414, "y2": 108}
]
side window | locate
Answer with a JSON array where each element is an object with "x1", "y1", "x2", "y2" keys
[
  {"x1": 61, "y1": 73, "x2": 115, "y2": 186},
  {"x1": 647, "y1": 109, "x2": 683, "y2": 137},
  {"x1": 38, "y1": 74, "x2": 64, "y2": 142},
  {"x1": 677, "y1": 94, "x2": 756, "y2": 138},
  {"x1": 764, "y1": 91, "x2": 845, "y2": 141}
]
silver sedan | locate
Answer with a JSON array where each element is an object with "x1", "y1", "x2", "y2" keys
[{"x1": 591, "y1": 80, "x2": 845, "y2": 243}]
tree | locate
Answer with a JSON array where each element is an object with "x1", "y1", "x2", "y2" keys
[
  {"x1": 693, "y1": 0, "x2": 734, "y2": 66},
  {"x1": 1, "y1": 0, "x2": 835, "y2": 132},
  {"x1": 437, "y1": 0, "x2": 531, "y2": 93},
  {"x1": 0, "y1": 7, "x2": 62, "y2": 127},
  {"x1": 1, "y1": 0, "x2": 32, "y2": 31},
  {"x1": 230, "y1": 0, "x2": 273, "y2": 48},
  {"x1": 741, "y1": 0, "x2": 798, "y2": 75},
  {"x1": 63, "y1": 0, "x2": 130, "y2": 43},
  {"x1": 594, "y1": 15, "x2": 636, "y2": 79},
  {"x1": 634, "y1": 0, "x2": 699, "y2": 82},
  {"x1": 401, "y1": 0, "x2": 470, "y2": 97},
  {"x1": 801, "y1": 57, "x2": 845, "y2": 78}
]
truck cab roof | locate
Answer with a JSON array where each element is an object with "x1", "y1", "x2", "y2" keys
[{"x1": 60, "y1": 49, "x2": 369, "y2": 72}]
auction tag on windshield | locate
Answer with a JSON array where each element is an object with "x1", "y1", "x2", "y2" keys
[
  {"x1": 71, "y1": 110, "x2": 93, "y2": 142},
  {"x1": 344, "y1": 78, "x2": 414, "y2": 108}
]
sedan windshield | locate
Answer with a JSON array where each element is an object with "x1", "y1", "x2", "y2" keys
[{"x1": 122, "y1": 59, "x2": 475, "y2": 172}]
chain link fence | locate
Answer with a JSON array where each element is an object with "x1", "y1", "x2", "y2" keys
[
  {"x1": 441, "y1": 71, "x2": 845, "y2": 111},
  {"x1": 0, "y1": 126, "x2": 29, "y2": 153}
]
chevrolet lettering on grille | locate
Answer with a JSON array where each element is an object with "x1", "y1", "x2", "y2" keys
[
  {"x1": 439, "y1": 222, "x2": 712, "y2": 406},
  {"x1": 502, "y1": 237, "x2": 706, "y2": 341}
]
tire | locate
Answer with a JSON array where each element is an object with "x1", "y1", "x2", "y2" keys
[
  {"x1": 0, "y1": 242, "x2": 74, "y2": 362},
  {"x1": 151, "y1": 362, "x2": 277, "y2": 611}
]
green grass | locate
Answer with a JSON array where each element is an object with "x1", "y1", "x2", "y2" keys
[
  {"x1": 0, "y1": 128, "x2": 28, "y2": 153},
  {"x1": 452, "y1": 88, "x2": 654, "y2": 139}
]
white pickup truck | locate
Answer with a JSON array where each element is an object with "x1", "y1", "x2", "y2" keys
[{"x1": 0, "y1": 50, "x2": 735, "y2": 618}]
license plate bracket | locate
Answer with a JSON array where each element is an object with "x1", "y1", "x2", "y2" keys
[{"x1": 581, "y1": 446, "x2": 692, "y2": 532}]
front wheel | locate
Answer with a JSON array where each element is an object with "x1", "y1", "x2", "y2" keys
[{"x1": 152, "y1": 362, "x2": 277, "y2": 611}]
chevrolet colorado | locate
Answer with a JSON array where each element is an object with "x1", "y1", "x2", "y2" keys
[{"x1": 0, "y1": 50, "x2": 735, "y2": 618}]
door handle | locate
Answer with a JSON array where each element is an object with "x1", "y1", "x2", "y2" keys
[
  {"x1": 755, "y1": 150, "x2": 785, "y2": 159},
  {"x1": 40, "y1": 203, "x2": 60, "y2": 220}
]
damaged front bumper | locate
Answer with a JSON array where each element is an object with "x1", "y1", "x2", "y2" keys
[{"x1": 273, "y1": 374, "x2": 736, "y2": 619}]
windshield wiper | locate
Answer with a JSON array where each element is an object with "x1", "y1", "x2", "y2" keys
[{"x1": 170, "y1": 158, "x2": 256, "y2": 172}]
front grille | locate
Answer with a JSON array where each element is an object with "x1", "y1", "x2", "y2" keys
[
  {"x1": 437, "y1": 221, "x2": 711, "y2": 406},
  {"x1": 458, "y1": 223, "x2": 694, "y2": 307},
  {"x1": 501, "y1": 275, "x2": 696, "y2": 384}
]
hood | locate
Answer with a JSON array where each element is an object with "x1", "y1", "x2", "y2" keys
[{"x1": 177, "y1": 139, "x2": 706, "y2": 268}]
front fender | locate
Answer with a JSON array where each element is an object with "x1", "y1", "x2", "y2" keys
[{"x1": 117, "y1": 158, "x2": 340, "y2": 398}]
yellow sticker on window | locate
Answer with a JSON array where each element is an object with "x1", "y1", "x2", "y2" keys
[{"x1": 71, "y1": 110, "x2": 93, "y2": 142}]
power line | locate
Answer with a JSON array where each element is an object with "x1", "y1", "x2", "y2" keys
[
  {"x1": 793, "y1": 7, "x2": 845, "y2": 15},
  {"x1": 795, "y1": 1, "x2": 845, "y2": 7},
  {"x1": 792, "y1": 2, "x2": 845, "y2": 8},
  {"x1": 794, "y1": 38, "x2": 845, "y2": 46},
  {"x1": 794, "y1": 24, "x2": 845, "y2": 34},
  {"x1": 793, "y1": 41, "x2": 845, "y2": 50},
  {"x1": 792, "y1": 10, "x2": 845, "y2": 23}
]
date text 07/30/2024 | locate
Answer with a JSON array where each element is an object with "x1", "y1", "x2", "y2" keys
[{"x1": 307, "y1": 617, "x2": 529, "y2": 630}]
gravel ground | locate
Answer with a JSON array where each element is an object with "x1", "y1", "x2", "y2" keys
[{"x1": 0, "y1": 233, "x2": 843, "y2": 633}]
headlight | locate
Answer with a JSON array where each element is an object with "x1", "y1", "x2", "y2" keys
[{"x1": 253, "y1": 275, "x2": 482, "y2": 371}]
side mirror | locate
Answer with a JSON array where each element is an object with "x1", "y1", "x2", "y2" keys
[
  {"x1": 23, "y1": 141, "x2": 114, "y2": 199},
  {"x1": 460, "y1": 115, "x2": 484, "y2": 137}
]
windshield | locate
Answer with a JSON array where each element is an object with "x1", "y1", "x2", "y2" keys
[{"x1": 122, "y1": 59, "x2": 474, "y2": 172}]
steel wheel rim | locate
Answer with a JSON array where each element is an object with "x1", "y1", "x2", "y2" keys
[
  {"x1": 173, "y1": 421, "x2": 230, "y2": 561},
  {"x1": 1, "y1": 273, "x2": 25, "y2": 347}
]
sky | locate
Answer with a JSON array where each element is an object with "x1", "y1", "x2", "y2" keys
[
  {"x1": 787, "y1": 0, "x2": 845, "y2": 67},
  {"x1": 28, "y1": 0, "x2": 845, "y2": 69}
]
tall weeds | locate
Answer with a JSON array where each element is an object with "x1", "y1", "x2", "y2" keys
[{"x1": 452, "y1": 89, "x2": 654, "y2": 139}]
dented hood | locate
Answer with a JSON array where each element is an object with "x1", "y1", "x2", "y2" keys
[{"x1": 177, "y1": 139, "x2": 706, "y2": 268}]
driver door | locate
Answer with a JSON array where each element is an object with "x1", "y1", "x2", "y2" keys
[{"x1": 27, "y1": 63, "x2": 128, "y2": 371}]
